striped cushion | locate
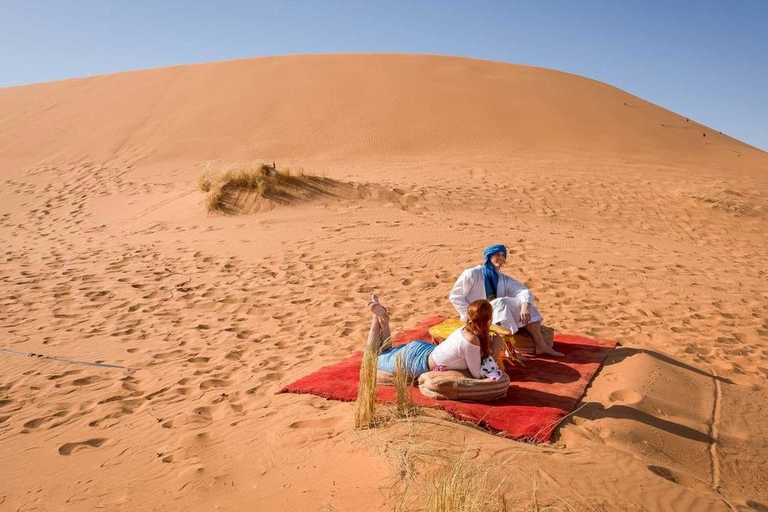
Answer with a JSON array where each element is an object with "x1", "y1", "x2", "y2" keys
[{"x1": 418, "y1": 370, "x2": 509, "y2": 401}]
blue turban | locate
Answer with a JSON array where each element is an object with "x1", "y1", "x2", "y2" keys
[{"x1": 483, "y1": 244, "x2": 507, "y2": 299}]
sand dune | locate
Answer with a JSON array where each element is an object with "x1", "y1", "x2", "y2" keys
[
  {"x1": 0, "y1": 54, "x2": 764, "y2": 168},
  {"x1": 0, "y1": 54, "x2": 766, "y2": 511}
]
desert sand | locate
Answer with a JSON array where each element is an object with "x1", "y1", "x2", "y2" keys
[{"x1": 0, "y1": 54, "x2": 766, "y2": 511}]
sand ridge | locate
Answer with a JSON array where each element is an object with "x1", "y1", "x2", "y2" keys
[
  {"x1": 0, "y1": 54, "x2": 765, "y2": 169},
  {"x1": 0, "y1": 54, "x2": 767, "y2": 511}
]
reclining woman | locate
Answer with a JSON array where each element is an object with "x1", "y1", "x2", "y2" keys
[{"x1": 366, "y1": 294, "x2": 504, "y2": 380}]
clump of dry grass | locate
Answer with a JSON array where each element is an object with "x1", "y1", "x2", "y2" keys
[
  {"x1": 354, "y1": 342, "x2": 380, "y2": 429},
  {"x1": 393, "y1": 353, "x2": 417, "y2": 418},
  {"x1": 424, "y1": 452, "x2": 505, "y2": 512},
  {"x1": 388, "y1": 421, "x2": 432, "y2": 484},
  {"x1": 389, "y1": 440, "x2": 513, "y2": 512},
  {"x1": 198, "y1": 162, "x2": 313, "y2": 213},
  {"x1": 356, "y1": 335, "x2": 422, "y2": 429},
  {"x1": 677, "y1": 182, "x2": 760, "y2": 217},
  {"x1": 384, "y1": 425, "x2": 573, "y2": 512}
]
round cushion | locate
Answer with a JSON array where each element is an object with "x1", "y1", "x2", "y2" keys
[{"x1": 418, "y1": 370, "x2": 509, "y2": 401}]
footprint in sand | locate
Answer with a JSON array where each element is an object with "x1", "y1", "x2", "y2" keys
[
  {"x1": 287, "y1": 417, "x2": 343, "y2": 429},
  {"x1": 261, "y1": 372, "x2": 281, "y2": 382},
  {"x1": 199, "y1": 379, "x2": 228, "y2": 390},
  {"x1": 746, "y1": 500, "x2": 768, "y2": 512},
  {"x1": 22, "y1": 410, "x2": 68, "y2": 431},
  {"x1": 193, "y1": 406, "x2": 213, "y2": 420},
  {"x1": 225, "y1": 350, "x2": 243, "y2": 361},
  {"x1": 47, "y1": 369, "x2": 82, "y2": 381},
  {"x1": 646, "y1": 464, "x2": 709, "y2": 492},
  {"x1": 58, "y1": 438, "x2": 108, "y2": 456},
  {"x1": 607, "y1": 389, "x2": 643, "y2": 405},
  {"x1": 145, "y1": 387, "x2": 170, "y2": 401},
  {"x1": 72, "y1": 376, "x2": 100, "y2": 386}
]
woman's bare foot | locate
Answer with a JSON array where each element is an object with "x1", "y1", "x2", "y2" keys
[
  {"x1": 365, "y1": 293, "x2": 392, "y2": 352},
  {"x1": 366, "y1": 293, "x2": 389, "y2": 322}
]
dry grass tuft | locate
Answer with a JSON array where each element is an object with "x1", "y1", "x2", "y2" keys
[
  {"x1": 198, "y1": 162, "x2": 322, "y2": 213},
  {"x1": 388, "y1": 440, "x2": 515, "y2": 512},
  {"x1": 383, "y1": 427, "x2": 573, "y2": 512},
  {"x1": 388, "y1": 421, "x2": 432, "y2": 484},
  {"x1": 393, "y1": 353, "x2": 417, "y2": 418},
  {"x1": 349, "y1": 341, "x2": 575, "y2": 511},
  {"x1": 423, "y1": 452, "x2": 504, "y2": 512},
  {"x1": 677, "y1": 182, "x2": 760, "y2": 217},
  {"x1": 197, "y1": 166, "x2": 218, "y2": 192},
  {"x1": 354, "y1": 343, "x2": 380, "y2": 429}
]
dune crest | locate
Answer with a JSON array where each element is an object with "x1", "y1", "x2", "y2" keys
[{"x1": 0, "y1": 54, "x2": 764, "y2": 169}]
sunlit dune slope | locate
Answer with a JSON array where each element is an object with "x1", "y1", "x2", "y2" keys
[{"x1": 0, "y1": 53, "x2": 763, "y2": 168}]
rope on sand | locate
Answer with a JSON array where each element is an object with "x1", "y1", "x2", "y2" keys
[{"x1": 0, "y1": 348, "x2": 135, "y2": 371}]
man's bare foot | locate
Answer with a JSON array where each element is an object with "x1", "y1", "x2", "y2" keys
[
  {"x1": 535, "y1": 346, "x2": 564, "y2": 357},
  {"x1": 366, "y1": 293, "x2": 389, "y2": 321}
]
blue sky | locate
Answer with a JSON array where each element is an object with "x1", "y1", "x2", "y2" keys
[{"x1": 2, "y1": 1, "x2": 766, "y2": 151}]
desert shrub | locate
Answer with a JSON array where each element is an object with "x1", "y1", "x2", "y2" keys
[
  {"x1": 354, "y1": 343, "x2": 380, "y2": 429},
  {"x1": 393, "y1": 353, "x2": 416, "y2": 418},
  {"x1": 198, "y1": 162, "x2": 310, "y2": 212}
]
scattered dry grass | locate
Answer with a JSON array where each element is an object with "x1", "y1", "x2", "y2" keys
[
  {"x1": 423, "y1": 451, "x2": 505, "y2": 512},
  {"x1": 387, "y1": 421, "x2": 434, "y2": 484},
  {"x1": 677, "y1": 182, "x2": 761, "y2": 217},
  {"x1": 350, "y1": 335, "x2": 577, "y2": 511},
  {"x1": 198, "y1": 161, "x2": 430, "y2": 213},
  {"x1": 355, "y1": 336, "x2": 420, "y2": 429},
  {"x1": 347, "y1": 343, "x2": 572, "y2": 511},
  {"x1": 354, "y1": 343, "x2": 380, "y2": 429},
  {"x1": 393, "y1": 353, "x2": 417, "y2": 419},
  {"x1": 388, "y1": 435, "x2": 513, "y2": 512},
  {"x1": 394, "y1": 445, "x2": 575, "y2": 512},
  {"x1": 198, "y1": 162, "x2": 326, "y2": 213},
  {"x1": 375, "y1": 417, "x2": 578, "y2": 512}
]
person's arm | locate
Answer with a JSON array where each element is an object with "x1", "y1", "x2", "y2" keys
[
  {"x1": 490, "y1": 333, "x2": 505, "y2": 359},
  {"x1": 449, "y1": 269, "x2": 474, "y2": 321},
  {"x1": 502, "y1": 275, "x2": 534, "y2": 304},
  {"x1": 461, "y1": 337, "x2": 484, "y2": 378}
]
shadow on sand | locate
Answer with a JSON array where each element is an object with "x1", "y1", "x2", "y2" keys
[
  {"x1": 605, "y1": 346, "x2": 733, "y2": 384},
  {"x1": 554, "y1": 346, "x2": 727, "y2": 443}
]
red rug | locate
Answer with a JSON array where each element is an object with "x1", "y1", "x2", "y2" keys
[{"x1": 280, "y1": 317, "x2": 617, "y2": 442}]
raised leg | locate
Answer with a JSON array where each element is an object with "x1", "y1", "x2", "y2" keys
[
  {"x1": 365, "y1": 294, "x2": 392, "y2": 353},
  {"x1": 526, "y1": 320, "x2": 563, "y2": 357}
]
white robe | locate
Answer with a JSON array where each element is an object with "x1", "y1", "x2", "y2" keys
[{"x1": 449, "y1": 265, "x2": 543, "y2": 333}]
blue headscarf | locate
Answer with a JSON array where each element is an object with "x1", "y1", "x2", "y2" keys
[{"x1": 483, "y1": 244, "x2": 507, "y2": 300}]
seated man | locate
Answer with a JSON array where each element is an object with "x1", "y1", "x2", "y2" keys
[{"x1": 449, "y1": 244, "x2": 563, "y2": 357}]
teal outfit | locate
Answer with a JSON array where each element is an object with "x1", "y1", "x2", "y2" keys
[{"x1": 377, "y1": 341, "x2": 435, "y2": 377}]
